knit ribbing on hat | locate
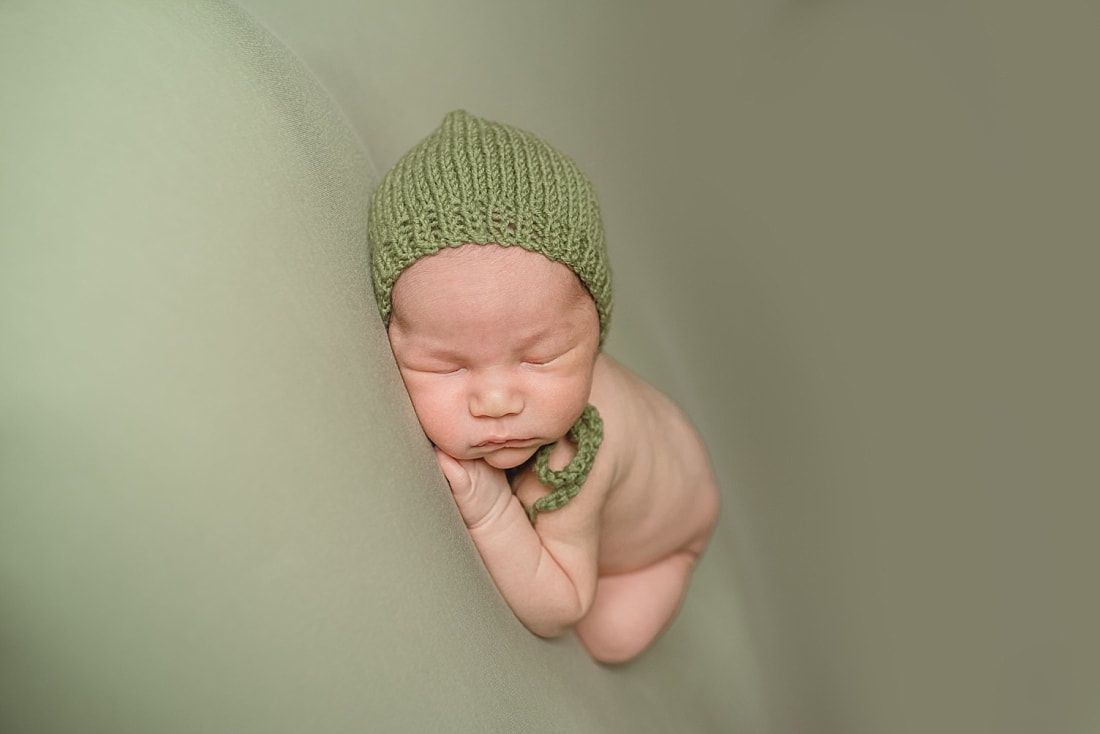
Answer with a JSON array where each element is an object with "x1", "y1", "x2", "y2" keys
[
  {"x1": 368, "y1": 109, "x2": 613, "y2": 345},
  {"x1": 525, "y1": 403, "x2": 604, "y2": 525}
]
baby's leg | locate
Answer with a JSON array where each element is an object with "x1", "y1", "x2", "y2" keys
[{"x1": 574, "y1": 549, "x2": 699, "y2": 664}]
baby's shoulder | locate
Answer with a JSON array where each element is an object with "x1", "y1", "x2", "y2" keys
[
  {"x1": 590, "y1": 354, "x2": 707, "y2": 475},
  {"x1": 589, "y1": 353, "x2": 650, "y2": 426},
  {"x1": 592, "y1": 354, "x2": 688, "y2": 433}
]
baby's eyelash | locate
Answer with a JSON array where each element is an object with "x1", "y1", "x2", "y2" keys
[{"x1": 404, "y1": 361, "x2": 464, "y2": 375}]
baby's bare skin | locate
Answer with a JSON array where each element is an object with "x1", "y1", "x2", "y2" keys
[{"x1": 389, "y1": 244, "x2": 719, "y2": 664}]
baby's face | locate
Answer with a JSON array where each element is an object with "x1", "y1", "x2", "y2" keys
[{"x1": 388, "y1": 244, "x2": 600, "y2": 470}]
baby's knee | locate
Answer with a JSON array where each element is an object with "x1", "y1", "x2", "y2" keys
[{"x1": 575, "y1": 624, "x2": 650, "y2": 665}]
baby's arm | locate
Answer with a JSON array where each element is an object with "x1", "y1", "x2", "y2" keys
[{"x1": 435, "y1": 450, "x2": 599, "y2": 638}]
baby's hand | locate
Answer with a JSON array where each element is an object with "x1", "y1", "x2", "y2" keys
[{"x1": 434, "y1": 449, "x2": 513, "y2": 529}]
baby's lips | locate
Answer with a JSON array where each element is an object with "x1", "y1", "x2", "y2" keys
[{"x1": 475, "y1": 437, "x2": 538, "y2": 449}]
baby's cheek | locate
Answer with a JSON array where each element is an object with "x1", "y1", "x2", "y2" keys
[
  {"x1": 400, "y1": 379, "x2": 431, "y2": 410},
  {"x1": 400, "y1": 373, "x2": 445, "y2": 408},
  {"x1": 406, "y1": 383, "x2": 464, "y2": 443},
  {"x1": 543, "y1": 375, "x2": 593, "y2": 423}
]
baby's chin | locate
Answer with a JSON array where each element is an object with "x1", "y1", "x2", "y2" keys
[{"x1": 480, "y1": 445, "x2": 542, "y2": 470}]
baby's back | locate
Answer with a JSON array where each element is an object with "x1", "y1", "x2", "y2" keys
[{"x1": 589, "y1": 355, "x2": 720, "y2": 574}]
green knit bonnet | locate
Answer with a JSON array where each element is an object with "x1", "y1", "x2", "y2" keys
[
  {"x1": 368, "y1": 109, "x2": 612, "y2": 523},
  {"x1": 368, "y1": 109, "x2": 612, "y2": 344}
]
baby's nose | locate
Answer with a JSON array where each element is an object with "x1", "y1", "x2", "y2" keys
[{"x1": 470, "y1": 378, "x2": 523, "y2": 418}]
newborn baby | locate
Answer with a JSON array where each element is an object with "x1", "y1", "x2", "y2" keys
[{"x1": 369, "y1": 110, "x2": 719, "y2": 664}]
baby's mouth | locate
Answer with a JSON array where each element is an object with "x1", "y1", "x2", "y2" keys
[{"x1": 475, "y1": 437, "x2": 538, "y2": 449}]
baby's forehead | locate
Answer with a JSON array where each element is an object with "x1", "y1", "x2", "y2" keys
[
  {"x1": 391, "y1": 244, "x2": 599, "y2": 343},
  {"x1": 396, "y1": 243, "x2": 590, "y2": 304}
]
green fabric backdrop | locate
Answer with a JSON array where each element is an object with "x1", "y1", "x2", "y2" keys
[{"x1": 3, "y1": 1, "x2": 1097, "y2": 733}]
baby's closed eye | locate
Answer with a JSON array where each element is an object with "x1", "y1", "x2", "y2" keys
[
  {"x1": 401, "y1": 358, "x2": 466, "y2": 375},
  {"x1": 521, "y1": 355, "x2": 558, "y2": 367},
  {"x1": 520, "y1": 341, "x2": 585, "y2": 368}
]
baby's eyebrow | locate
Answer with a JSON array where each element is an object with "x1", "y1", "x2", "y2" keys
[
  {"x1": 406, "y1": 341, "x2": 465, "y2": 360},
  {"x1": 390, "y1": 327, "x2": 460, "y2": 357},
  {"x1": 513, "y1": 321, "x2": 561, "y2": 346}
]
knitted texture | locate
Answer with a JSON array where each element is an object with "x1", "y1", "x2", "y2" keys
[
  {"x1": 526, "y1": 404, "x2": 604, "y2": 525},
  {"x1": 368, "y1": 109, "x2": 613, "y2": 345}
]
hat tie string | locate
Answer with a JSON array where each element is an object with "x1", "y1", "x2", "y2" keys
[{"x1": 524, "y1": 403, "x2": 603, "y2": 525}]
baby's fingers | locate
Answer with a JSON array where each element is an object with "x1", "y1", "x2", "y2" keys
[
  {"x1": 434, "y1": 448, "x2": 471, "y2": 495},
  {"x1": 434, "y1": 450, "x2": 512, "y2": 528}
]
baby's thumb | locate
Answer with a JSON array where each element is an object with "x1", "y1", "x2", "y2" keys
[{"x1": 434, "y1": 449, "x2": 471, "y2": 494}]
